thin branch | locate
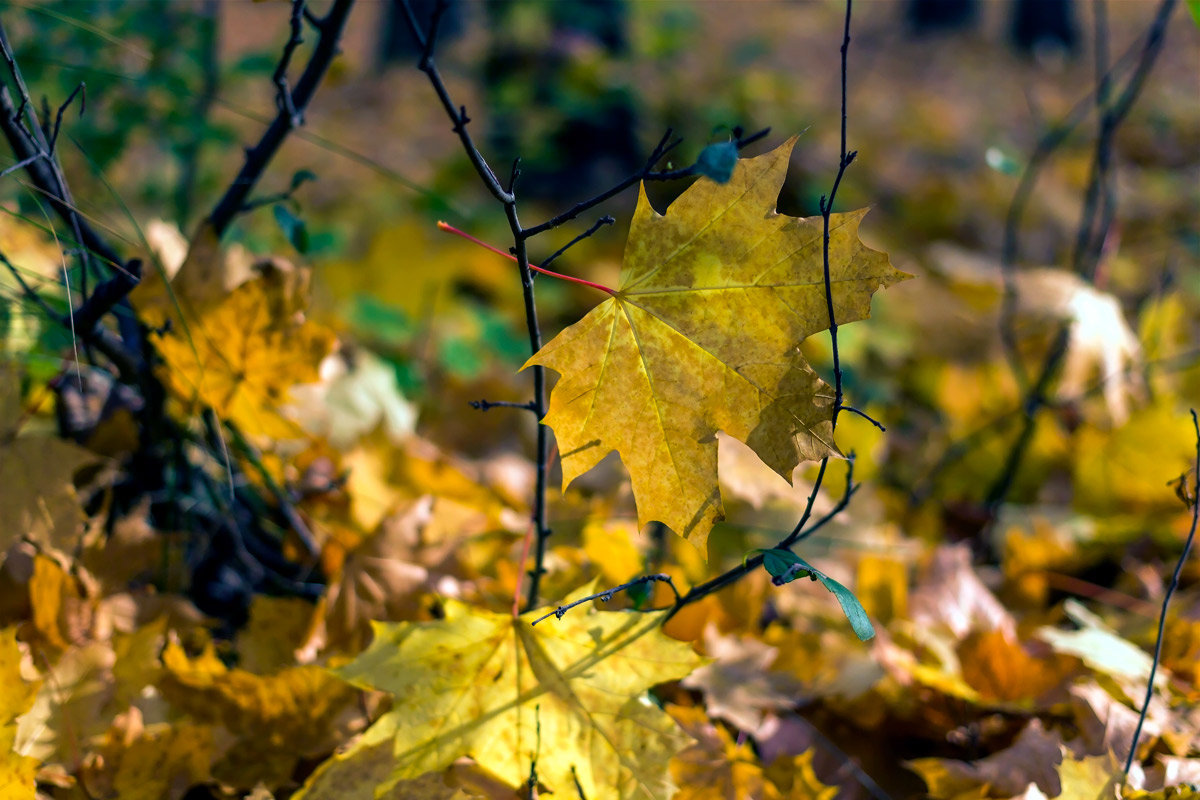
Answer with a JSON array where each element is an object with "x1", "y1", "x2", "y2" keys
[
  {"x1": 0, "y1": 87, "x2": 121, "y2": 272},
  {"x1": 672, "y1": 454, "x2": 857, "y2": 613},
  {"x1": 46, "y1": 81, "x2": 85, "y2": 155},
  {"x1": 470, "y1": 399, "x2": 537, "y2": 413},
  {"x1": 0, "y1": 249, "x2": 138, "y2": 381},
  {"x1": 226, "y1": 421, "x2": 319, "y2": 558},
  {"x1": 400, "y1": 0, "x2": 511, "y2": 205},
  {"x1": 841, "y1": 404, "x2": 885, "y2": 431},
  {"x1": 207, "y1": 0, "x2": 355, "y2": 237},
  {"x1": 530, "y1": 574, "x2": 678, "y2": 625},
  {"x1": 539, "y1": 215, "x2": 614, "y2": 269},
  {"x1": 1125, "y1": 409, "x2": 1199, "y2": 774},
  {"x1": 821, "y1": 0, "x2": 856, "y2": 431},
  {"x1": 273, "y1": 0, "x2": 307, "y2": 129}
]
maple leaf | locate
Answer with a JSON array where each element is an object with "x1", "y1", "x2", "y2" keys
[
  {"x1": 526, "y1": 138, "x2": 907, "y2": 549},
  {"x1": 302, "y1": 585, "x2": 705, "y2": 799},
  {"x1": 134, "y1": 224, "x2": 334, "y2": 440}
]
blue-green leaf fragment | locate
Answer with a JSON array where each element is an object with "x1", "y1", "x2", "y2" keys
[
  {"x1": 694, "y1": 141, "x2": 739, "y2": 183},
  {"x1": 750, "y1": 549, "x2": 876, "y2": 641}
]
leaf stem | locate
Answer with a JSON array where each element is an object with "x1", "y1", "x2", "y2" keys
[{"x1": 437, "y1": 221, "x2": 616, "y2": 296}]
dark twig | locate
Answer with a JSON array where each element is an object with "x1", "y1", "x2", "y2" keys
[
  {"x1": 820, "y1": 0, "x2": 856, "y2": 430},
  {"x1": 1125, "y1": 409, "x2": 1200, "y2": 774},
  {"x1": 521, "y1": 127, "x2": 770, "y2": 239},
  {"x1": 207, "y1": 0, "x2": 355, "y2": 237},
  {"x1": 0, "y1": 153, "x2": 41, "y2": 179},
  {"x1": 46, "y1": 82, "x2": 85, "y2": 156},
  {"x1": 539, "y1": 215, "x2": 614, "y2": 270},
  {"x1": 226, "y1": 421, "x2": 320, "y2": 557},
  {"x1": 0, "y1": 249, "x2": 138, "y2": 382},
  {"x1": 841, "y1": 404, "x2": 885, "y2": 431},
  {"x1": 273, "y1": 0, "x2": 307, "y2": 129},
  {"x1": 531, "y1": 574, "x2": 678, "y2": 625},
  {"x1": 470, "y1": 399, "x2": 537, "y2": 413},
  {"x1": 672, "y1": 455, "x2": 857, "y2": 614}
]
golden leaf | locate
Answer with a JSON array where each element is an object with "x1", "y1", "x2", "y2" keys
[
  {"x1": 315, "y1": 585, "x2": 704, "y2": 798},
  {"x1": 0, "y1": 628, "x2": 39, "y2": 800},
  {"x1": 526, "y1": 138, "x2": 907, "y2": 550},
  {"x1": 0, "y1": 364, "x2": 97, "y2": 555},
  {"x1": 668, "y1": 704, "x2": 782, "y2": 800},
  {"x1": 151, "y1": 261, "x2": 334, "y2": 439}
]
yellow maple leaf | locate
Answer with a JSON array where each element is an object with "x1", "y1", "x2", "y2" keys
[
  {"x1": 309, "y1": 586, "x2": 705, "y2": 799},
  {"x1": 0, "y1": 628, "x2": 40, "y2": 800},
  {"x1": 134, "y1": 223, "x2": 334, "y2": 439},
  {"x1": 526, "y1": 138, "x2": 907, "y2": 550},
  {"x1": 151, "y1": 264, "x2": 334, "y2": 439}
]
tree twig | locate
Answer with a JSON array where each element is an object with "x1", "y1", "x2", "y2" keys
[
  {"x1": 1124, "y1": 409, "x2": 1199, "y2": 774},
  {"x1": 207, "y1": 0, "x2": 355, "y2": 237},
  {"x1": 530, "y1": 574, "x2": 678, "y2": 625}
]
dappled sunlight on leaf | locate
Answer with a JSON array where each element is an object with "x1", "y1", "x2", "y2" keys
[{"x1": 325, "y1": 586, "x2": 703, "y2": 798}]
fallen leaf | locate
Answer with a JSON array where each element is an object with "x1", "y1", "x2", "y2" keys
[
  {"x1": 526, "y1": 138, "x2": 906, "y2": 550},
  {"x1": 324, "y1": 585, "x2": 704, "y2": 798},
  {"x1": 957, "y1": 628, "x2": 1077, "y2": 706},
  {"x1": 1036, "y1": 600, "x2": 1166, "y2": 699},
  {"x1": 668, "y1": 704, "x2": 782, "y2": 800},
  {"x1": 1056, "y1": 750, "x2": 1122, "y2": 800},
  {"x1": 908, "y1": 719, "x2": 1064, "y2": 798},
  {"x1": 682, "y1": 626, "x2": 802, "y2": 731},
  {"x1": 0, "y1": 628, "x2": 39, "y2": 800},
  {"x1": 157, "y1": 636, "x2": 358, "y2": 787},
  {"x1": 910, "y1": 545, "x2": 1015, "y2": 639},
  {"x1": 147, "y1": 256, "x2": 334, "y2": 440},
  {"x1": 764, "y1": 750, "x2": 839, "y2": 800},
  {"x1": 0, "y1": 364, "x2": 97, "y2": 555}
]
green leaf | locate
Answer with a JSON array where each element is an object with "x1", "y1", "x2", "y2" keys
[
  {"x1": 749, "y1": 549, "x2": 876, "y2": 641},
  {"x1": 273, "y1": 204, "x2": 310, "y2": 254},
  {"x1": 694, "y1": 141, "x2": 739, "y2": 183},
  {"x1": 811, "y1": 570, "x2": 875, "y2": 642},
  {"x1": 1187, "y1": 0, "x2": 1200, "y2": 28}
]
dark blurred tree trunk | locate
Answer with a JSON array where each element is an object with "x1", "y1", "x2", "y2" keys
[
  {"x1": 906, "y1": 0, "x2": 979, "y2": 34},
  {"x1": 1011, "y1": 0, "x2": 1078, "y2": 55}
]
